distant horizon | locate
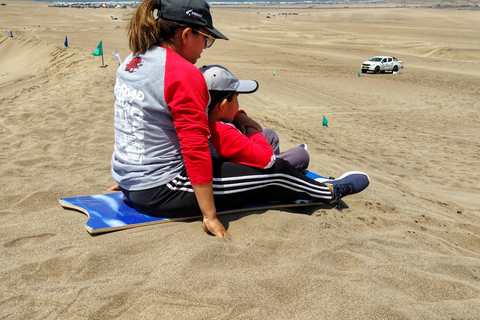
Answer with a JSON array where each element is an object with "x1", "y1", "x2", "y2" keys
[{"x1": 27, "y1": 0, "x2": 382, "y2": 4}]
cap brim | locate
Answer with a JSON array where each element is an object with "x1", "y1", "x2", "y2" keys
[
  {"x1": 206, "y1": 27, "x2": 229, "y2": 40},
  {"x1": 237, "y1": 80, "x2": 258, "y2": 94}
]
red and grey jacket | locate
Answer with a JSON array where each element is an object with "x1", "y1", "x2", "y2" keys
[{"x1": 112, "y1": 46, "x2": 212, "y2": 190}]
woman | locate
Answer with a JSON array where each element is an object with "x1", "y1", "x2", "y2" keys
[
  {"x1": 112, "y1": 0, "x2": 238, "y2": 238},
  {"x1": 112, "y1": 0, "x2": 369, "y2": 239}
]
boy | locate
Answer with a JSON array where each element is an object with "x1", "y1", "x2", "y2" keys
[
  {"x1": 200, "y1": 65, "x2": 310, "y2": 170},
  {"x1": 200, "y1": 64, "x2": 370, "y2": 209}
]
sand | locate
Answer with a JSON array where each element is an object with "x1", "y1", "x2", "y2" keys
[{"x1": 1, "y1": 0, "x2": 480, "y2": 318}]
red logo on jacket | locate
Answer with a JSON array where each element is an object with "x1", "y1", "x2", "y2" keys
[{"x1": 125, "y1": 57, "x2": 143, "y2": 72}]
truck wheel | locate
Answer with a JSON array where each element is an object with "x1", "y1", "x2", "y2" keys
[
  {"x1": 374, "y1": 66, "x2": 380, "y2": 74},
  {"x1": 392, "y1": 66, "x2": 398, "y2": 72},
  {"x1": 362, "y1": 70, "x2": 367, "y2": 73}
]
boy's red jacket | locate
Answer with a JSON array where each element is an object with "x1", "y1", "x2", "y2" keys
[{"x1": 208, "y1": 122, "x2": 275, "y2": 169}]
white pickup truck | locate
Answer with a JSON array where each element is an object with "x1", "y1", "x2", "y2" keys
[{"x1": 361, "y1": 56, "x2": 403, "y2": 74}]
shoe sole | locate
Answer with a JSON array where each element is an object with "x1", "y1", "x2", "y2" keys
[
  {"x1": 333, "y1": 171, "x2": 370, "y2": 183},
  {"x1": 315, "y1": 171, "x2": 370, "y2": 184}
]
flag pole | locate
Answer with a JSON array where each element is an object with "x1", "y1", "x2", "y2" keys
[{"x1": 93, "y1": 40, "x2": 105, "y2": 67}]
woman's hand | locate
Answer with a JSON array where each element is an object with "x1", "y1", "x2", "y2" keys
[
  {"x1": 203, "y1": 217, "x2": 229, "y2": 239},
  {"x1": 192, "y1": 183, "x2": 229, "y2": 239},
  {"x1": 235, "y1": 112, "x2": 262, "y2": 134},
  {"x1": 108, "y1": 183, "x2": 121, "y2": 191}
]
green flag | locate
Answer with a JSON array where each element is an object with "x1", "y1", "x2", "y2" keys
[
  {"x1": 93, "y1": 41, "x2": 103, "y2": 56},
  {"x1": 323, "y1": 116, "x2": 328, "y2": 127}
]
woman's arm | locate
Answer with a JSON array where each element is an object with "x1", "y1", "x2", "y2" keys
[{"x1": 164, "y1": 56, "x2": 227, "y2": 237}]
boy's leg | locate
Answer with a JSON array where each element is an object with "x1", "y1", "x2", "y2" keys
[
  {"x1": 262, "y1": 128, "x2": 310, "y2": 170},
  {"x1": 262, "y1": 128, "x2": 280, "y2": 155},
  {"x1": 277, "y1": 147, "x2": 310, "y2": 171}
]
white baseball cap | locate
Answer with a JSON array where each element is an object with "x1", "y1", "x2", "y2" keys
[{"x1": 199, "y1": 65, "x2": 258, "y2": 107}]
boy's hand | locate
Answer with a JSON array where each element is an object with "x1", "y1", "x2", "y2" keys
[
  {"x1": 236, "y1": 112, "x2": 262, "y2": 134},
  {"x1": 245, "y1": 126, "x2": 261, "y2": 136}
]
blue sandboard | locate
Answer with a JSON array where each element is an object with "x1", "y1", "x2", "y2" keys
[{"x1": 60, "y1": 171, "x2": 343, "y2": 234}]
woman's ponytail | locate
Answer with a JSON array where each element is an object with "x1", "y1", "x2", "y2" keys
[{"x1": 128, "y1": 0, "x2": 160, "y2": 54}]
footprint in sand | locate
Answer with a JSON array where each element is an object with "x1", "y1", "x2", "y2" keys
[{"x1": 4, "y1": 233, "x2": 55, "y2": 248}]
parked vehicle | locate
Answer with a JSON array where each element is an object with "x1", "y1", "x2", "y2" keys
[{"x1": 361, "y1": 56, "x2": 403, "y2": 74}]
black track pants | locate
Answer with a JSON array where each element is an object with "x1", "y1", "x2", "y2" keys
[{"x1": 121, "y1": 158, "x2": 332, "y2": 218}]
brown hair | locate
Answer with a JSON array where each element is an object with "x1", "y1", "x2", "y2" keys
[{"x1": 127, "y1": 0, "x2": 191, "y2": 55}]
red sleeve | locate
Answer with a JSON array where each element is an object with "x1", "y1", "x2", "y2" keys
[
  {"x1": 209, "y1": 122, "x2": 275, "y2": 169},
  {"x1": 164, "y1": 50, "x2": 212, "y2": 185}
]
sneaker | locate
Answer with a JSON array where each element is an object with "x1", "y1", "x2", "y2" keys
[
  {"x1": 299, "y1": 143, "x2": 308, "y2": 151},
  {"x1": 326, "y1": 171, "x2": 370, "y2": 203}
]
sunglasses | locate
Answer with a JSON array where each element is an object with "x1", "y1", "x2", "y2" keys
[{"x1": 195, "y1": 30, "x2": 215, "y2": 48}]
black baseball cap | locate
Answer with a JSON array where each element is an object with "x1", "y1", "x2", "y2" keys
[{"x1": 157, "y1": 0, "x2": 228, "y2": 40}]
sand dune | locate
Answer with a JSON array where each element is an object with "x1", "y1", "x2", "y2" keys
[{"x1": 1, "y1": 1, "x2": 480, "y2": 318}]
